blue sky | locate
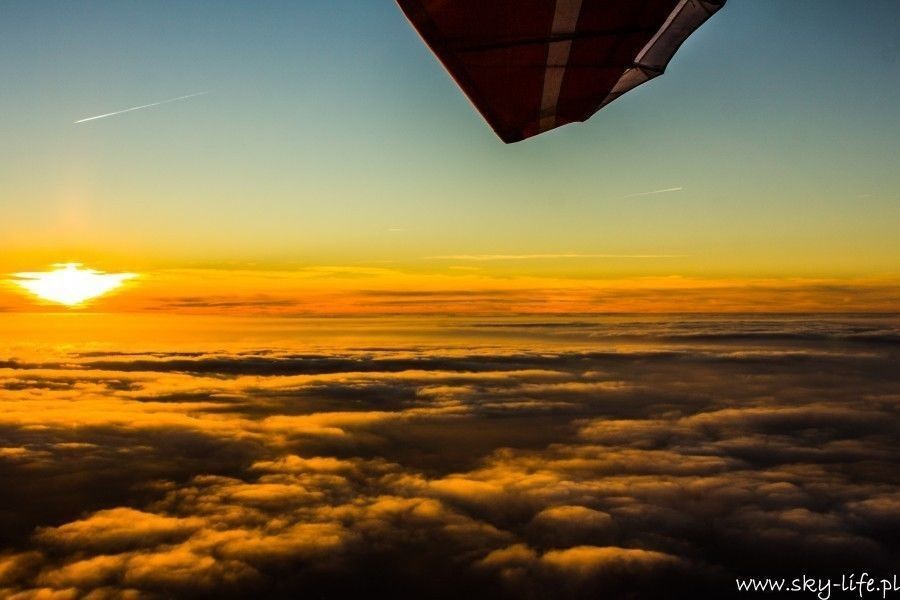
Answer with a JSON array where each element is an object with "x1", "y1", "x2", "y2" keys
[{"x1": 0, "y1": 0, "x2": 897, "y2": 276}]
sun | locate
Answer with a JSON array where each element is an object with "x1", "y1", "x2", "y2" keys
[{"x1": 12, "y1": 263, "x2": 137, "y2": 307}]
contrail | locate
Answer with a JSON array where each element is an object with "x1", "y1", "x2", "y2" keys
[
  {"x1": 74, "y1": 91, "x2": 210, "y2": 124},
  {"x1": 428, "y1": 253, "x2": 685, "y2": 261},
  {"x1": 622, "y1": 186, "x2": 683, "y2": 198}
]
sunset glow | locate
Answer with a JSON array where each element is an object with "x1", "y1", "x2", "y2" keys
[
  {"x1": 0, "y1": 2, "x2": 897, "y2": 598},
  {"x1": 12, "y1": 263, "x2": 136, "y2": 306}
]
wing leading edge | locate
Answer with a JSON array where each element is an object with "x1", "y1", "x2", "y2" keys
[{"x1": 397, "y1": 0, "x2": 726, "y2": 143}]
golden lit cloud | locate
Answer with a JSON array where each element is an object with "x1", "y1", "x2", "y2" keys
[{"x1": 0, "y1": 315, "x2": 896, "y2": 598}]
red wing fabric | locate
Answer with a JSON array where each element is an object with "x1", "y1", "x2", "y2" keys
[{"x1": 397, "y1": 0, "x2": 725, "y2": 143}]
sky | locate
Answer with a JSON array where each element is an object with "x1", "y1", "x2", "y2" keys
[{"x1": 1, "y1": 0, "x2": 897, "y2": 291}]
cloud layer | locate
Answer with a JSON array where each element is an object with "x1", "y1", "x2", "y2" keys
[
  {"x1": 0, "y1": 315, "x2": 897, "y2": 598},
  {"x1": 4, "y1": 269, "x2": 899, "y2": 314}
]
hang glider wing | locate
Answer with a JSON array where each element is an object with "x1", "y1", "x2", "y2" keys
[{"x1": 397, "y1": 0, "x2": 726, "y2": 142}]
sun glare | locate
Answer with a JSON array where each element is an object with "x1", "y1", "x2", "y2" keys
[{"x1": 13, "y1": 263, "x2": 136, "y2": 307}]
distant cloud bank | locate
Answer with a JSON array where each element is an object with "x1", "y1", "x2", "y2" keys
[{"x1": 0, "y1": 315, "x2": 897, "y2": 598}]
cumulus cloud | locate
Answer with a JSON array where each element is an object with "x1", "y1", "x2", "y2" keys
[
  {"x1": 0, "y1": 315, "x2": 897, "y2": 598},
  {"x1": 35, "y1": 509, "x2": 205, "y2": 553}
]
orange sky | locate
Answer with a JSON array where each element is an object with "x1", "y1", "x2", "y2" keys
[{"x1": 3, "y1": 265, "x2": 898, "y2": 315}]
